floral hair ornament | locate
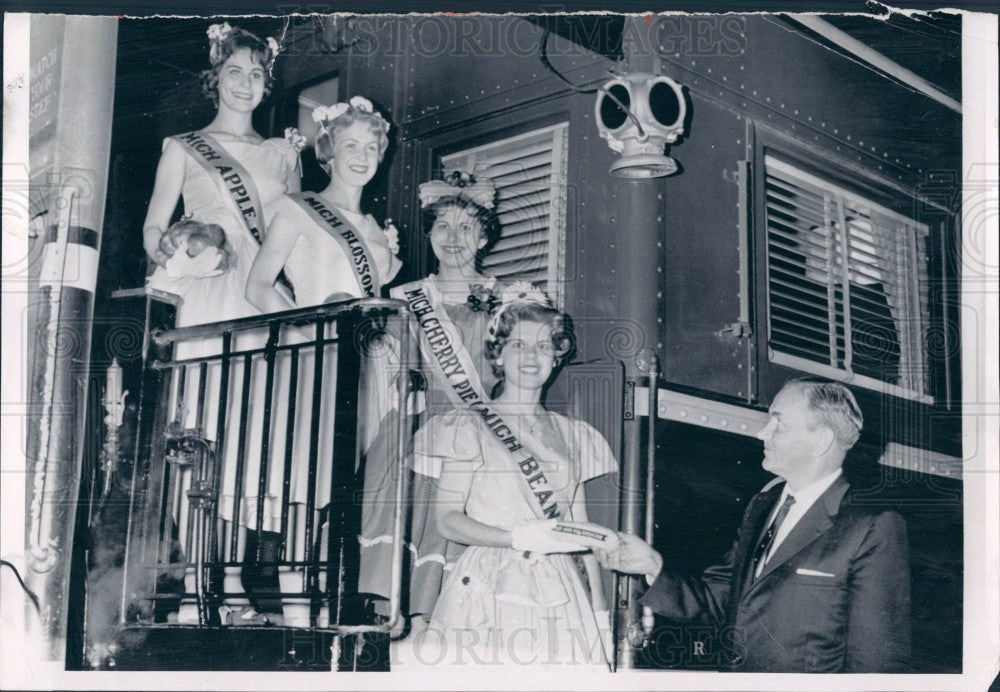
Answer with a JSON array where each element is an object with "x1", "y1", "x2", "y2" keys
[
  {"x1": 311, "y1": 96, "x2": 391, "y2": 136},
  {"x1": 206, "y1": 22, "x2": 280, "y2": 69},
  {"x1": 283, "y1": 127, "x2": 306, "y2": 152},
  {"x1": 419, "y1": 170, "x2": 496, "y2": 210},
  {"x1": 487, "y1": 280, "x2": 552, "y2": 336},
  {"x1": 382, "y1": 219, "x2": 401, "y2": 255},
  {"x1": 206, "y1": 22, "x2": 233, "y2": 63}
]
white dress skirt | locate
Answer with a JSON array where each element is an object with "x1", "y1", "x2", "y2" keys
[
  {"x1": 391, "y1": 409, "x2": 618, "y2": 670},
  {"x1": 146, "y1": 136, "x2": 297, "y2": 557},
  {"x1": 258, "y1": 196, "x2": 401, "y2": 560}
]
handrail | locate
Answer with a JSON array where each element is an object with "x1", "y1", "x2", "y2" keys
[
  {"x1": 119, "y1": 292, "x2": 414, "y2": 641},
  {"x1": 152, "y1": 297, "x2": 408, "y2": 345}
]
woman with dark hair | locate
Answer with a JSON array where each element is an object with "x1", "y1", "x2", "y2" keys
[
  {"x1": 358, "y1": 172, "x2": 503, "y2": 632},
  {"x1": 141, "y1": 22, "x2": 300, "y2": 626},
  {"x1": 145, "y1": 22, "x2": 299, "y2": 308},
  {"x1": 406, "y1": 284, "x2": 619, "y2": 668},
  {"x1": 245, "y1": 96, "x2": 401, "y2": 627}
]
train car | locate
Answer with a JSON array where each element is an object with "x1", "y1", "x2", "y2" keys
[{"x1": 2, "y1": 8, "x2": 995, "y2": 683}]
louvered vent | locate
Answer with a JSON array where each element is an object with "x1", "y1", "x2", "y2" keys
[{"x1": 764, "y1": 155, "x2": 932, "y2": 402}]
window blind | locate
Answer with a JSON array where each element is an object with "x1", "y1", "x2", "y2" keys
[{"x1": 764, "y1": 155, "x2": 931, "y2": 401}]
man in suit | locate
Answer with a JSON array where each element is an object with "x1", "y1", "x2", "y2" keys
[{"x1": 597, "y1": 378, "x2": 911, "y2": 672}]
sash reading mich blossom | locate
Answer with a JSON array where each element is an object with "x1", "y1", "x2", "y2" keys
[
  {"x1": 390, "y1": 278, "x2": 489, "y2": 409},
  {"x1": 172, "y1": 131, "x2": 267, "y2": 245},
  {"x1": 287, "y1": 193, "x2": 382, "y2": 297}
]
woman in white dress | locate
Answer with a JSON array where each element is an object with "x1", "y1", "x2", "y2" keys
[
  {"x1": 246, "y1": 96, "x2": 400, "y2": 311},
  {"x1": 246, "y1": 96, "x2": 401, "y2": 626},
  {"x1": 141, "y1": 22, "x2": 299, "y2": 625},
  {"x1": 404, "y1": 285, "x2": 619, "y2": 668}
]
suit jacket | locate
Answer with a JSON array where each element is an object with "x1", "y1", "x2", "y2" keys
[{"x1": 640, "y1": 475, "x2": 911, "y2": 672}]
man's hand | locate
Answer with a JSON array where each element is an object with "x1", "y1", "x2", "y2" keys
[{"x1": 594, "y1": 532, "x2": 664, "y2": 583}]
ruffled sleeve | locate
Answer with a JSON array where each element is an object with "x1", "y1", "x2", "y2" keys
[
  {"x1": 570, "y1": 419, "x2": 620, "y2": 482},
  {"x1": 412, "y1": 410, "x2": 483, "y2": 479}
]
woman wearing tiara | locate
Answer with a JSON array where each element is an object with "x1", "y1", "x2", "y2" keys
[
  {"x1": 357, "y1": 171, "x2": 503, "y2": 631},
  {"x1": 141, "y1": 22, "x2": 300, "y2": 625},
  {"x1": 405, "y1": 285, "x2": 618, "y2": 668},
  {"x1": 245, "y1": 95, "x2": 401, "y2": 627}
]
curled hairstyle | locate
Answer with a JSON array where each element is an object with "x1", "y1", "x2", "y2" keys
[
  {"x1": 424, "y1": 196, "x2": 500, "y2": 257},
  {"x1": 201, "y1": 26, "x2": 275, "y2": 106},
  {"x1": 314, "y1": 107, "x2": 391, "y2": 177},
  {"x1": 485, "y1": 302, "x2": 574, "y2": 381},
  {"x1": 787, "y1": 377, "x2": 864, "y2": 449}
]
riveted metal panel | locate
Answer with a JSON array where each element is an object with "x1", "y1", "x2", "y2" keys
[{"x1": 661, "y1": 96, "x2": 750, "y2": 399}]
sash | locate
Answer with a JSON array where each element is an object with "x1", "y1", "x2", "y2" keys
[
  {"x1": 390, "y1": 278, "x2": 489, "y2": 408},
  {"x1": 172, "y1": 131, "x2": 267, "y2": 245},
  {"x1": 469, "y1": 403, "x2": 572, "y2": 521},
  {"x1": 287, "y1": 192, "x2": 382, "y2": 298}
]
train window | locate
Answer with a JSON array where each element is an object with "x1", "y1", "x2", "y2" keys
[
  {"x1": 763, "y1": 155, "x2": 932, "y2": 403},
  {"x1": 441, "y1": 122, "x2": 569, "y2": 306}
]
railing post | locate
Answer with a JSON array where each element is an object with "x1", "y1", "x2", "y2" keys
[
  {"x1": 329, "y1": 308, "x2": 363, "y2": 633},
  {"x1": 97, "y1": 298, "x2": 412, "y2": 655},
  {"x1": 113, "y1": 290, "x2": 178, "y2": 629}
]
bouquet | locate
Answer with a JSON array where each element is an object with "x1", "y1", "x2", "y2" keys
[{"x1": 159, "y1": 218, "x2": 233, "y2": 278}]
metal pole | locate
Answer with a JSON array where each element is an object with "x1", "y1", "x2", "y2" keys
[
  {"x1": 791, "y1": 15, "x2": 962, "y2": 114},
  {"x1": 613, "y1": 17, "x2": 668, "y2": 670},
  {"x1": 642, "y1": 355, "x2": 659, "y2": 640},
  {"x1": 24, "y1": 15, "x2": 117, "y2": 664}
]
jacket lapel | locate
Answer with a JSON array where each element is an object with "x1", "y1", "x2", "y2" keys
[
  {"x1": 749, "y1": 475, "x2": 850, "y2": 587},
  {"x1": 735, "y1": 484, "x2": 784, "y2": 596}
]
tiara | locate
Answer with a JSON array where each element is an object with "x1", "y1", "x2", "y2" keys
[
  {"x1": 311, "y1": 96, "x2": 391, "y2": 135},
  {"x1": 487, "y1": 281, "x2": 552, "y2": 337},
  {"x1": 207, "y1": 22, "x2": 280, "y2": 66},
  {"x1": 419, "y1": 171, "x2": 496, "y2": 210}
]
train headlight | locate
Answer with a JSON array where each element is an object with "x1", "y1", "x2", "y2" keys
[{"x1": 595, "y1": 74, "x2": 687, "y2": 179}]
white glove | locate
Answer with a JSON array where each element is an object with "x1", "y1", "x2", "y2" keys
[
  {"x1": 593, "y1": 608, "x2": 613, "y2": 662},
  {"x1": 165, "y1": 244, "x2": 224, "y2": 279},
  {"x1": 510, "y1": 519, "x2": 586, "y2": 555}
]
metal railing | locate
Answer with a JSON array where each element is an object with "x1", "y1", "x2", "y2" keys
[{"x1": 120, "y1": 298, "x2": 413, "y2": 634}]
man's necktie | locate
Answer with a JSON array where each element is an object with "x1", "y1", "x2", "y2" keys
[{"x1": 752, "y1": 494, "x2": 796, "y2": 577}]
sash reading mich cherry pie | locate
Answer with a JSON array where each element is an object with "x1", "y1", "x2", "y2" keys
[{"x1": 394, "y1": 278, "x2": 569, "y2": 518}]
